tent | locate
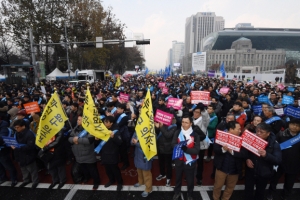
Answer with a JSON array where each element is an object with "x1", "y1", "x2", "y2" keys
[{"x1": 46, "y1": 68, "x2": 70, "y2": 80}]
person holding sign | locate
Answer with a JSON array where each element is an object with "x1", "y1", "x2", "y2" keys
[
  {"x1": 244, "y1": 123, "x2": 282, "y2": 200},
  {"x1": 12, "y1": 119, "x2": 39, "y2": 189},
  {"x1": 172, "y1": 116, "x2": 203, "y2": 200},
  {"x1": 213, "y1": 121, "x2": 247, "y2": 200},
  {"x1": 267, "y1": 119, "x2": 300, "y2": 200}
]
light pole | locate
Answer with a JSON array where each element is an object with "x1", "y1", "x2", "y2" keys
[{"x1": 64, "y1": 22, "x2": 70, "y2": 80}]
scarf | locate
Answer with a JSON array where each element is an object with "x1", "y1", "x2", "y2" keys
[
  {"x1": 180, "y1": 126, "x2": 193, "y2": 144},
  {"x1": 193, "y1": 116, "x2": 202, "y2": 126}
]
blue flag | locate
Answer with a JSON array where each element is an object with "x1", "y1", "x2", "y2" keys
[
  {"x1": 220, "y1": 62, "x2": 226, "y2": 77},
  {"x1": 144, "y1": 68, "x2": 149, "y2": 75}
]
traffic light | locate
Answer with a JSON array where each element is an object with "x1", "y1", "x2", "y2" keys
[
  {"x1": 136, "y1": 40, "x2": 150, "y2": 45},
  {"x1": 29, "y1": 68, "x2": 34, "y2": 77}
]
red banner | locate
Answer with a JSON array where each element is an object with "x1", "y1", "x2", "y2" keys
[
  {"x1": 167, "y1": 98, "x2": 183, "y2": 110},
  {"x1": 241, "y1": 130, "x2": 268, "y2": 156},
  {"x1": 154, "y1": 109, "x2": 173, "y2": 126},
  {"x1": 159, "y1": 82, "x2": 166, "y2": 88},
  {"x1": 119, "y1": 93, "x2": 129, "y2": 102},
  {"x1": 162, "y1": 87, "x2": 168, "y2": 94},
  {"x1": 215, "y1": 130, "x2": 243, "y2": 152},
  {"x1": 190, "y1": 91, "x2": 210, "y2": 105},
  {"x1": 23, "y1": 102, "x2": 41, "y2": 114}
]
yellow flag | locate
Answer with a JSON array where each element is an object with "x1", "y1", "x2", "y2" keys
[
  {"x1": 135, "y1": 89, "x2": 157, "y2": 160},
  {"x1": 82, "y1": 87, "x2": 111, "y2": 141},
  {"x1": 36, "y1": 92, "x2": 68, "y2": 148},
  {"x1": 115, "y1": 77, "x2": 121, "y2": 88}
]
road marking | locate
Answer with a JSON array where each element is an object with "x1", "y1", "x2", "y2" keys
[{"x1": 200, "y1": 191, "x2": 210, "y2": 200}]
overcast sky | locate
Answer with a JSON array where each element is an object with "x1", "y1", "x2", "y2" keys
[{"x1": 102, "y1": 0, "x2": 300, "y2": 71}]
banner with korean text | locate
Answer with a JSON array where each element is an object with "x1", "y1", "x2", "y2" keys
[
  {"x1": 285, "y1": 105, "x2": 300, "y2": 119},
  {"x1": 135, "y1": 89, "x2": 157, "y2": 161},
  {"x1": 158, "y1": 82, "x2": 166, "y2": 88},
  {"x1": 36, "y1": 92, "x2": 68, "y2": 148},
  {"x1": 167, "y1": 98, "x2": 183, "y2": 110},
  {"x1": 24, "y1": 102, "x2": 40, "y2": 114},
  {"x1": 215, "y1": 130, "x2": 242, "y2": 152},
  {"x1": 82, "y1": 88, "x2": 111, "y2": 141},
  {"x1": 162, "y1": 87, "x2": 168, "y2": 94},
  {"x1": 241, "y1": 130, "x2": 268, "y2": 156},
  {"x1": 190, "y1": 91, "x2": 210, "y2": 105},
  {"x1": 154, "y1": 109, "x2": 173, "y2": 126}
]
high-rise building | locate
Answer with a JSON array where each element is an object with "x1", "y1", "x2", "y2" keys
[
  {"x1": 184, "y1": 12, "x2": 225, "y2": 56},
  {"x1": 166, "y1": 41, "x2": 185, "y2": 69}
]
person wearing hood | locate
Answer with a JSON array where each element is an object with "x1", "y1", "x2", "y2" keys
[{"x1": 244, "y1": 122, "x2": 282, "y2": 200}]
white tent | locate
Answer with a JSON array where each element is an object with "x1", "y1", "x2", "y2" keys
[
  {"x1": 122, "y1": 71, "x2": 140, "y2": 77},
  {"x1": 46, "y1": 68, "x2": 66, "y2": 80}
]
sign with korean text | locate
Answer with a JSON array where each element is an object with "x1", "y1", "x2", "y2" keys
[
  {"x1": 2, "y1": 136, "x2": 24, "y2": 148},
  {"x1": 82, "y1": 88, "x2": 111, "y2": 141},
  {"x1": 241, "y1": 130, "x2": 268, "y2": 156},
  {"x1": 282, "y1": 95, "x2": 294, "y2": 105},
  {"x1": 158, "y1": 82, "x2": 166, "y2": 88},
  {"x1": 36, "y1": 92, "x2": 68, "y2": 149},
  {"x1": 162, "y1": 87, "x2": 168, "y2": 94},
  {"x1": 215, "y1": 130, "x2": 242, "y2": 152},
  {"x1": 154, "y1": 109, "x2": 173, "y2": 126},
  {"x1": 219, "y1": 87, "x2": 230, "y2": 95},
  {"x1": 190, "y1": 91, "x2": 210, "y2": 105},
  {"x1": 24, "y1": 102, "x2": 40, "y2": 114},
  {"x1": 252, "y1": 105, "x2": 262, "y2": 115},
  {"x1": 167, "y1": 98, "x2": 183, "y2": 110},
  {"x1": 135, "y1": 89, "x2": 157, "y2": 161},
  {"x1": 275, "y1": 108, "x2": 284, "y2": 116},
  {"x1": 285, "y1": 105, "x2": 300, "y2": 119},
  {"x1": 119, "y1": 92, "x2": 129, "y2": 102}
]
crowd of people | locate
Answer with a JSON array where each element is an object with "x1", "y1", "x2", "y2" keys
[{"x1": 0, "y1": 75, "x2": 299, "y2": 200}]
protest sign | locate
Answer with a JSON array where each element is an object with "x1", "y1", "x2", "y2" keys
[
  {"x1": 158, "y1": 82, "x2": 166, "y2": 88},
  {"x1": 220, "y1": 87, "x2": 230, "y2": 95},
  {"x1": 258, "y1": 96, "x2": 268, "y2": 103},
  {"x1": 119, "y1": 93, "x2": 129, "y2": 102},
  {"x1": 190, "y1": 91, "x2": 210, "y2": 105},
  {"x1": 252, "y1": 105, "x2": 262, "y2": 115},
  {"x1": 23, "y1": 102, "x2": 40, "y2": 114},
  {"x1": 215, "y1": 130, "x2": 242, "y2": 152},
  {"x1": 241, "y1": 130, "x2": 268, "y2": 156},
  {"x1": 167, "y1": 98, "x2": 183, "y2": 110},
  {"x1": 277, "y1": 84, "x2": 285, "y2": 90},
  {"x1": 282, "y1": 95, "x2": 294, "y2": 105},
  {"x1": 2, "y1": 136, "x2": 24, "y2": 148},
  {"x1": 162, "y1": 87, "x2": 168, "y2": 94},
  {"x1": 285, "y1": 105, "x2": 300, "y2": 119},
  {"x1": 172, "y1": 141, "x2": 187, "y2": 160},
  {"x1": 287, "y1": 87, "x2": 295, "y2": 92},
  {"x1": 154, "y1": 109, "x2": 173, "y2": 126},
  {"x1": 275, "y1": 108, "x2": 284, "y2": 116}
]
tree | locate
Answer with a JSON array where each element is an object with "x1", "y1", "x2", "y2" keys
[{"x1": 210, "y1": 63, "x2": 220, "y2": 71}]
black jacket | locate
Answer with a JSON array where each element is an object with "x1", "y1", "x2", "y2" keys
[
  {"x1": 0, "y1": 120, "x2": 10, "y2": 156},
  {"x1": 213, "y1": 143, "x2": 247, "y2": 174},
  {"x1": 101, "y1": 124, "x2": 122, "y2": 165},
  {"x1": 156, "y1": 124, "x2": 178, "y2": 154},
  {"x1": 13, "y1": 128, "x2": 37, "y2": 167},
  {"x1": 246, "y1": 132, "x2": 282, "y2": 178},
  {"x1": 276, "y1": 129, "x2": 300, "y2": 174}
]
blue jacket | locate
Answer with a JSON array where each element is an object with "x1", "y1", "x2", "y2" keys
[{"x1": 131, "y1": 132, "x2": 153, "y2": 171}]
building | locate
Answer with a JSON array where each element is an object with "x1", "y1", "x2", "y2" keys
[
  {"x1": 182, "y1": 24, "x2": 300, "y2": 74},
  {"x1": 166, "y1": 41, "x2": 185, "y2": 69},
  {"x1": 184, "y1": 12, "x2": 225, "y2": 56}
]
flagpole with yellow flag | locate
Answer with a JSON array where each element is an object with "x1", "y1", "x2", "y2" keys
[
  {"x1": 135, "y1": 87, "x2": 157, "y2": 161},
  {"x1": 82, "y1": 84, "x2": 111, "y2": 141},
  {"x1": 36, "y1": 90, "x2": 68, "y2": 149},
  {"x1": 115, "y1": 75, "x2": 121, "y2": 89}
]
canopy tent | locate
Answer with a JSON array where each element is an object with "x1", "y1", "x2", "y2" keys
[
  {"x1": 46, "y1": 68, "x2": 75, "y2": 80},
  {"x1": 122, "y1": 71, "x2": 142, "y2": 77}
]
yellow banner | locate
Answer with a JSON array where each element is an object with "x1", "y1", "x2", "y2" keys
[
  {"x1": 82, "y1": 88, "x2": 111, "y2": 141},
  {"x1": 36, "y1": 92, "x2": 68, "y2": 148},
  {"x1": 115, "y1": 77, "x2": 121, "y2": 88},
  {"x1": 135, "y1": 89, "x2": 157, "y2": 160}
]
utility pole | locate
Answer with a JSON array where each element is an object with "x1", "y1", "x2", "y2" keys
[
  {"x1": 29, "y1": 28, "x2": 39, "y2": 83},
  {"x1": 64, "y1": 23, "x2": 70, "y2": 80}
]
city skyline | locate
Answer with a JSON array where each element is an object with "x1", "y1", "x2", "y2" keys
[{"x1": 102, "y1": 0, "x2": 300, "y2": 70}]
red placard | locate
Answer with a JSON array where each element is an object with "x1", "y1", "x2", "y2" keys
[
  {"x1": 190, "y1": 91, "x2": 210, "y2": 105},
  {"x1": 162, "y1": 87, "x2": 168, "y2": 94},
  {"x1": 159, "y1": 82, "x2": 166, "y2": 88},
  {"x1": 119, "y1": 92, "x2": 129, "y2": 102},
  {"x1": 154, "y1": 109, "x2": 173, "y2": 126},
  {"x1": 167, "y1": 98, "x2": 183, "y2": 110},
  {"x1": 241, "y1": 130, "x2": 268, "y2": 156},
  {"x1": 23, "y1": 102, "x2": 41, "y2": 114},
  {"x1": 215, "y1": 130, "x2": 243, "y2": 152}
]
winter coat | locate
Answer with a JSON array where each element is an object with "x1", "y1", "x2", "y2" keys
[
  {"x1": 13, "y1": 128, "x2": 37, "y2": 167},
  {"x1": 207, "y1": 113, "x2": 218, "y2": 138},
  {"x1": 213, "y1": 143, "x2": 247, "y2": 174},
  {"x1": 69, "y1": 126, "x2": 96, "y2": 164},
  {"x1": 0, "y1": 120, "x2": 10, "y2": 156},
  {"x1": 156, "y1": 124, "x2": 177, "y2": 154},
  {"x1": 42, "y1": 130, "x2": 65, "y2": 169},
  {"x1": 276, "y1": 129, "x2": 300, "y2": 174},
  {"x1": 131, "y1": 132, "x2": 153, "y2": 170},
  {"x1": 246, "y1": 132, "x2": 282, "y2": 178},
  {"x1": 101, "y1": 124, "x2": 122, "y2": 165},
  {"x1": 193, "y1": 110, "x2": 210, "y2": 134}
]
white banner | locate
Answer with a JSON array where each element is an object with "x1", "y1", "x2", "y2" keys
[{"x1": 192, "y1": 52, "x2": 206, "y2": 71}]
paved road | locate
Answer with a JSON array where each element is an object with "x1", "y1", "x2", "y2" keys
[{"x1": 1, "y1": 182, "x2": 300, "y2": 200}]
